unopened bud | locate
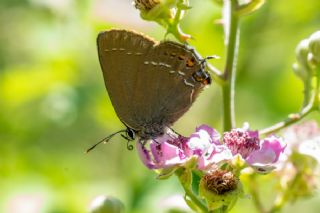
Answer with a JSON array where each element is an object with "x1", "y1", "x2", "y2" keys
[
  {"x1": 308, "y1": 31, "x2": 320, "y2": 64},
  {"x1": 293, "y1": 39, "x2": 313, "y2": 81},
  {"x1": 235, "y1": 0, "x2": 266, "y2": 16},
  {"x1": 295, "y1": 39, "x2": 310, "y2": 69},
  {"x1": 292, "y1": 62, "x2": 309, "y2": 82},
  {"x1": 89, "y1": 196, "x2": 125, "y2": 213}
]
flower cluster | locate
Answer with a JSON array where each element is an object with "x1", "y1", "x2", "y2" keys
[
  {"x1": 293, "y1": 31, "x2": 320, "y2": 82},
  {"x1": 133, "y1": 0, "x2": 191, "y2": 42},
  {"x1": 137, "y1": 124, "x2": 286, "y2": 174}
]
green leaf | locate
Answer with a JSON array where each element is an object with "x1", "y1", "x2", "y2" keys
[{"x1": 157, "y1": 167, "x2": 178, "y2": 180}]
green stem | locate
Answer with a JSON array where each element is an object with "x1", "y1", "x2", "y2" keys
[
  {"x1": 176, "y1": 172, "x2": 208, "y2": 212},
  {"x1": 166, "y1": 0, "x2": 191, "y2": 42},
  {"x1": 302, "y1": 78, "x2": 312, "y2": 107},
  {"x1": 184, "y1": 187, "x2": 208, "y2": 213},
  {"x1": 222, "y1": 0, "x2": 240, "y2": 131},
  {"x1": 248, "y1": 174, "x2": 267, "y2": 213}
]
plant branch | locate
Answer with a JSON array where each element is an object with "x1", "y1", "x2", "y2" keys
[
  {"x1": 260, "y1": 64, "x2": 320, "y2": 136},
  {"x1": 259, "y1": 90, "x2": 317, "y2": 136},
  {"x1": 222, "y1": 0, "x2": 240, "y2": 131}
]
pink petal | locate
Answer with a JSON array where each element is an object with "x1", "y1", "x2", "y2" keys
[
  {"x1": 207, "y1": 145, "x2": 233, "y2": 162},
  {"x1": 197, "y1": 156, "x2": 210, "y2": 170},
  {"x1": 188, "y1": 125, "x2": 221, "y2": 155},
  {"x1": 136, "y1": 142, "x2": 156, "y2": 169},
  {"x1": 247, "y1": 130, "x2": 259, "y2": 139},
  {"x1": 149, "y1": 141, "x2": 187, "y2": 169},
  {"x1": 160, "y1": 142, "x2": 183, "y2": 162},
  {"x1": 195, "y1": 124, "x2": 221, "y2": 145},
  {"x1": 197, "y1": 145, "x2": 233, "y2": 170},
  {"x1": 246, "y1": 136, "x2": 286, "y2": 165},
  {"x1": 188, "y1": 132, "x2": 210, "y2": 155}
]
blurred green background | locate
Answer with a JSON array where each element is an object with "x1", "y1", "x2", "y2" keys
[{"x1": 1, "y1": 0, "x2": 320, "y2": 212}]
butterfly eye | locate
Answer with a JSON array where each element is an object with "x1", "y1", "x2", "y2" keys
[
  {"x1": 127, "y1": 128, "x2": 136, "y2": 140},
  {"x1": 192, "y1": 69, "x2": 211, "y2": 85}
]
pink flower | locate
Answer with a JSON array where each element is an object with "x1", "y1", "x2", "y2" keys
[
  {"x1": 137, "y1": 126, "x2": 231, "y2": 170},
  {"x1": 223, "y1": 125, "x2": 286, "y2": 173},
  {"x1": 137, "y1": 124, "x2": 286, "y2": 173}
]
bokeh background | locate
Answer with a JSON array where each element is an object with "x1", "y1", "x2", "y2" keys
[{"x1": 1, "y1": 0, "x2": 320, "y2": 212}]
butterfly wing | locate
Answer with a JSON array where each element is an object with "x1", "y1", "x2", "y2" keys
[
  {"x1": 97, "y1": 29, "x2": 155, "y2": 130},
  {"x1": 132, "y1": 41, "x2": 208, "y2": 127}
]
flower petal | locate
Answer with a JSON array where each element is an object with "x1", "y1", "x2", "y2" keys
[
  {"x1": 246, "y1": 136, "x2": 286, "y2": 165},
  {"x1": 151, "y1": 141, "x2": 186, "y2": 168},
  {"x1": 198, "y1": 145, "x2": 233, "y2": 170},
  {"x1": 136, "y1": 142, "x2": 156, "y2": 169},
  {"x1": 188, "y1": 125, "x2": 221, "y2": 156},
  {"x1": 196, "y1": 124, "x2": 221, "y2": 145}
]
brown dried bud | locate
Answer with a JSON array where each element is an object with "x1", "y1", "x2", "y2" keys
[
  {"x1": 134, "y1": 0, "x2": 160, "y2": 11},
  {"x1": 202, "y1": 170, "x2": 238, "y2": 195},
  {"x1": 199, "y1": 170, "x2": 242, "y2": 211}
]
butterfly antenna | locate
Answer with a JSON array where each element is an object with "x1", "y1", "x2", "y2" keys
[
  {"x1": 85, "y1": 129, "x2": 127, "y2": 153},
  {"x1": 201, "y1": 55, "x2": 220, "y2": 65}
]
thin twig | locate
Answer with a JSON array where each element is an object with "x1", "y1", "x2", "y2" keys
[
  {"x1": 260, "y1": 90, "x2": 317, "y2": 136},
  {"x1": 222, "y1": 0, "x2": 240, "y2": 131}
]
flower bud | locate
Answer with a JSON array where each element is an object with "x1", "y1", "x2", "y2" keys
[
  {"x1": 134, "y1": 0, "x2": 160, "y2": 11},
  {"x1": 133, "y1": 0, "x2": 176, "y2": 21},
  {"x1": 292, "y1": 62, "x2": 308, "y2": 82},
  {"x1": 308, "y1": 31, "x2": 320, "y2": 64},
  {"x1": 199, "y1": 170, "x2": 243, "y2": 211},
  {"x1": 293, "y1": 39, "x2": 313, "y2": 81},
  {"x1": 295, "y1": 39, "x2": 310, "y2": 69},
  {"x1": 235, "y1": 0, "x2": 266, "y2": 16},
  {"x1": 89, "y1": 195, "x2": 125, "y2": 213}
]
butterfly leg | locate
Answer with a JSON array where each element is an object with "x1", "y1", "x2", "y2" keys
[{"x1": 169, "y1": 127, "x2": 182, "y2": 138}]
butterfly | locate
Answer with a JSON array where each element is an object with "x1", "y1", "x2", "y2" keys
[{"x1": 87, "y1": 29, "x2": 211, "y2": 152}]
